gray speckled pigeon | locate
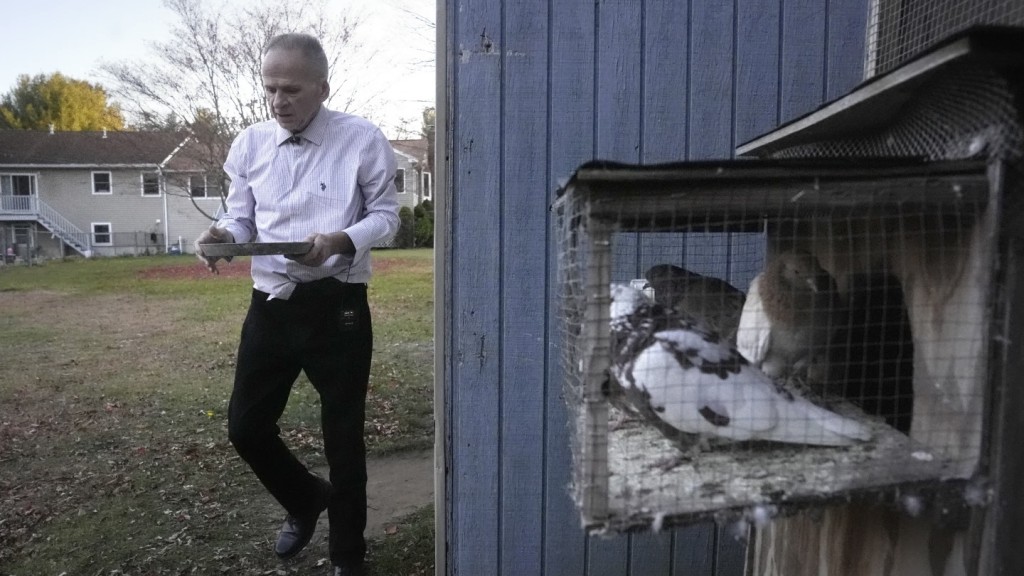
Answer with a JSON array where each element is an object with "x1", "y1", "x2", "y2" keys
[{"x1": 643, "y1": 264, "x2": 746, "y2": 342}]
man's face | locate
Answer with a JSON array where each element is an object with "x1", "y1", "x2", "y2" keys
[{"x1": 262, "y1": 48, "x2": 329, "y2": 133}]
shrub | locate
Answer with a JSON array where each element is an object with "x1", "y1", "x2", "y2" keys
[
  {"x1": 414, "y1": 217, "x2": 433, "y2": 248},
  {"x1": 396, "y1": 206, "x2": 416, "y2": 248},
  {"x1": 413, "y1": 201, "x2": 434, "y2": 248}
]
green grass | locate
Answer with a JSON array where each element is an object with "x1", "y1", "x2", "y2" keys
[
  {"x1": 0, "y1": 249, "x2": 435, "y2": 575},
  {"x1": 366, "y1": 504, "x2": 435, "y2": 575}
]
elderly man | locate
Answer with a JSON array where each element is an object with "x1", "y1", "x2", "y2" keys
[{"x1": 195, "y1": 32, "x2": 400, "y2": 576}]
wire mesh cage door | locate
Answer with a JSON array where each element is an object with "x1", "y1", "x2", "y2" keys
[{"x1": 554, "y1": 159, "x2": 998, "y2": 534}]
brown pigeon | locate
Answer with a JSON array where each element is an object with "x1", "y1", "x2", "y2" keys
[{"x1": 736, "y1": 251, "x2": 843, "y2": 383}]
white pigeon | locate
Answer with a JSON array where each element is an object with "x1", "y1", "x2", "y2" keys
[{"x1": 609, "y1": 284, "x2": 871, "y2": 446}]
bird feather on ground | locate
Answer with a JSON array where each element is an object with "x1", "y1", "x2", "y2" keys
[
  {"x1": 736, "y1": 251, "x2": 843, "y2": 384},
  {"x1": 609, "y1": 283, "x2": 871, "y2": 446},
  {"x1": 643, "y1": 264, "x2": 746, "y2": 342}
]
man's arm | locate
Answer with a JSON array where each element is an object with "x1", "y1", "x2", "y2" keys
[
  {"x1": 343, "y1": 127, "x2": 402, "y2": 253},
  {"x1": 192, "y1": 132, "x2": 258, "y2": 274},
  {"x1": 290, "y1": 126, "x2": 400, "y2": 267}
]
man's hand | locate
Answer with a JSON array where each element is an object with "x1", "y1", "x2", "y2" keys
[
  {"x1": 194, "y1": 225, "x2": 235, "y2": 274},
  {"x1": 287, "y1": 232, "x2": 355, "y2": 267}
]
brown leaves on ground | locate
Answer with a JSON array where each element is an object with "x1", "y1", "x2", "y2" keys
[{"x1": 0, "y1": 255, "x2": 434, "y2": 574}]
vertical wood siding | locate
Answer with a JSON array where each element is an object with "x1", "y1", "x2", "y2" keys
[
  {"x1": 446, "y1": 1, "x2": 868, "y2": 574},
  {"x1": 500, "y1": 1, "x2": 549, "y2": 574},
  {"x1": 449, "y1": 1, "x2": 502, "y2": 573},
  {"x1": 543, "y1": 1, "x2": 594, "y2": 573}
]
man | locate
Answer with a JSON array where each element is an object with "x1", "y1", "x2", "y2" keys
[{"x1": 195, "y1": 33, "x2": 400, "y2": 576}]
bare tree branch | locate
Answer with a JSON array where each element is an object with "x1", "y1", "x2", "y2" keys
[{"x1": 100, "y1": 0, "x2": 382, "y2": 217}]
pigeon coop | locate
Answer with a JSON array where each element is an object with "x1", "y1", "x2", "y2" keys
[{"x1": 553, "y1": 26, "x2": 1024, "y2": 535}]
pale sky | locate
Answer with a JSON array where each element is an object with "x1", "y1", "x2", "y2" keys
[{"x1": 0, "y1": 0, "x2": 435, "y2": 138}]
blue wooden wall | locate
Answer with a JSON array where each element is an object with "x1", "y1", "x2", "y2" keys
[{"x1": 444, "y1": 0, "x2": 869, "y2": 574}]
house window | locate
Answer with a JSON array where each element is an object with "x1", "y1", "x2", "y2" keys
[
  {"x1": 394, "y1": 168, "x2": 406, "y2": 193},
  {"x1": 92, "y1": 172, "x2": 112, "y2": 194},
  {"x1": 142, "y1": 172, "x2": 160, "y2": 196},
  {"x1": 13, "y1": 224, "x2": 32, "y2": 245},
  {"x1": 1, "y1": 174, "x2": 36, "y2": 196},
  {"x1": 92, "y1": 223, "x2": 112, "y2": 246},
  {"x1": 421, "y1": 171, "x2": 432, "y2": 201},
  {"x1": 189, "y1": 175, "x2": 208, "y2": 198}
]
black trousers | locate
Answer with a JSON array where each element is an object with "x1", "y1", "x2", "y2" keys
[{"x1": 227, "y1": 278, "x2": 372, "y2": 565}]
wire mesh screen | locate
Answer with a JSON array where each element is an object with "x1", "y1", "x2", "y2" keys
[
  {"x1": 775, "y1": 62, "x2": 1024, "y2": 165},
  {"x1": 867, "y1": 0, "x2": 1024, "y2": 77},
  {"x1": 554, "y1": 161, "x2": 996, "y2": 532}
]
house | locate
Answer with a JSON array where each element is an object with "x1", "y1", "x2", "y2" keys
[
  {"x1": 0, "y1": 129, "x2": 431, "y2": 261},
  {"x1": 0, "y1": 128, "x2": 218, "y2": 260},
  {"x1": 391, "y1": 137, "x2": 433, "y2": 208}
]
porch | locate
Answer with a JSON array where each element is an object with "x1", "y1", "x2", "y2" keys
[{"x1": 0, "y1": 195, "x2": 92, "y2": 257}]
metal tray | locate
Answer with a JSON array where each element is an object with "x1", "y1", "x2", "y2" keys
[{"x1": 198, "y1": 242, "x2": 312, "y2": 257}]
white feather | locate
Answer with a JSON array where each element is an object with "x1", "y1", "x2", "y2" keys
[{"x1": 736, "y1": 275, "x2": 770, "y2": 366}]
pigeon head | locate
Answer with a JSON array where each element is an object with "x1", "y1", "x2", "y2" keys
[
  {"x1": 775, "y1": 251, "x2": 830, "y2": 293},
  {"x1": 644, "y1": 264, "x2": 688, "y2": 283},
  {"x1": 609, "y1": 283, "x2": 650, "y2": 321}
]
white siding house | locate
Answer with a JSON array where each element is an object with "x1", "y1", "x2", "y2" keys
[
  {"x1": 0, "y1": 129, "x2": 217, "y2": 260},
  {"x1": 391, "y1": 138, "x2": 432, "y2": 209},
  {"x1": 0, "y1": 130, "x2": 430, "y2": 261}
]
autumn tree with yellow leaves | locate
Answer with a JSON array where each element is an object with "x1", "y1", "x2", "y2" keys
[{"x1": 0, "y1": 72, "x2": 124, "y2": 131}]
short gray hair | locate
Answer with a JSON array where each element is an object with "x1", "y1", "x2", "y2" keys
[{"x1": 264, "y1": 33, "x2": 329, "y2": 80}]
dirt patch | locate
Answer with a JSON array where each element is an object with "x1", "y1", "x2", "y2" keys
[
  {"x1": 136, "y1": 255, "x2": 400, "y2": 281},
  {"x1": 295, "y1": 450, "x2": 434, "y2": 545},
  {"x1": 137, "y1": 259, "x2": 252, "y2": 280},
  {"x1": 365, "y1": 450, "x2": 434, "y2": 537},
  {"x1": 0, "y1": 290, "x2": 182, "y2": 343}
]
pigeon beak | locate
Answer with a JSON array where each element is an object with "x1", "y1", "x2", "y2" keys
[{"x1": 805, "y1": 277, "x2": 820, "y2": 293}]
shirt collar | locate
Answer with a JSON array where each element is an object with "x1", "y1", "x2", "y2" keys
[{"x1": 275, "y1": 105, "x2": 327, "y2": 147}]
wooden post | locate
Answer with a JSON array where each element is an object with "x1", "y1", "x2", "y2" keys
[
  {"x1": 28, "y1": 224, "x2": 36, "y2": 265},
  {"x1": 978, "y1": 161, "x2": 1024, "y2": 576},
  {"x1": 581, "y1": 217, "x2": 612, "y2": 524}
]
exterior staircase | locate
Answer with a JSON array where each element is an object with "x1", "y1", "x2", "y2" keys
[{"x1": 0, "y1": 195, "x2": 92, "y2": 257}]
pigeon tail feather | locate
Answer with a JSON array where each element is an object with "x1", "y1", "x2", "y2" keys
[{"x1": 764, "y1": 394, "x2": 873, "y2": 446}]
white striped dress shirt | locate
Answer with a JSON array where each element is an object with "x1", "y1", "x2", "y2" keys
[{"x1": 217, "y1": 106, "x2": 401, "y2": 299}]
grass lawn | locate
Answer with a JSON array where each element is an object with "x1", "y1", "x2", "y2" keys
[{"x1": 0, "y1": 249, "x2": 435, "y2": 575}]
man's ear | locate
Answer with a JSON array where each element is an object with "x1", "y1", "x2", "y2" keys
[{"x1": 320, "y1": 80, "x2": 330, "y2": 102}]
